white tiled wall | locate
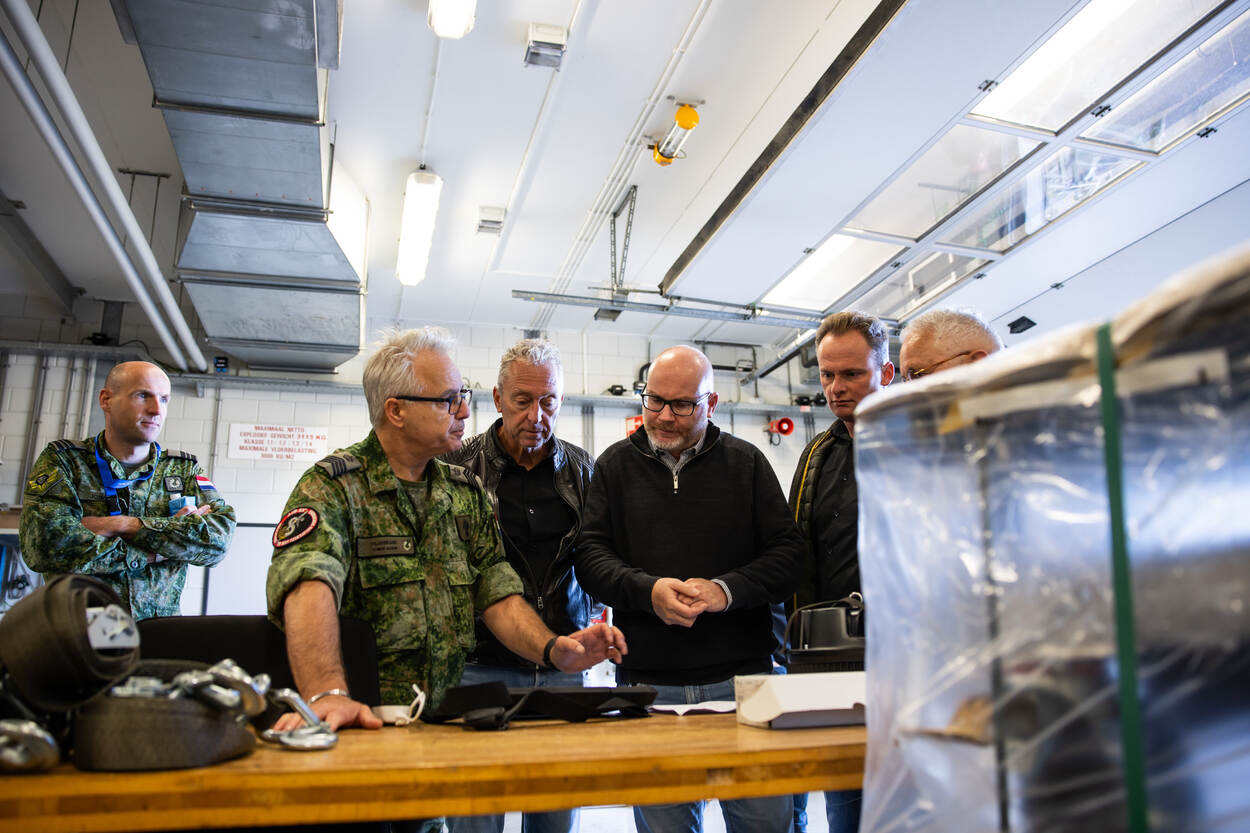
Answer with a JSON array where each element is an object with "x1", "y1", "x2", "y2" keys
[{"x1": 1, "y1": 325, "x2": 829, "y2": 618}]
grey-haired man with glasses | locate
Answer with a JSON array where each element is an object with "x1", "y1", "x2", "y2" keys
[
  {"x1": 442, "y1": 338, "x2": 597, "y2": 833},
  {"x1": 266, "y1": 328, "x2": 626, "y2": 743},
  {"x1": 898, "y1": 307, "x2": 1002, "y2": 382},
  {"x1": 576, "y1": 345, "x2": 803, "y2": 833}
]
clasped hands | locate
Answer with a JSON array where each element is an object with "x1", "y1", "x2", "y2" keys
[{"x1": 651, "y1": 577, "x2": 727, "y2": 627}]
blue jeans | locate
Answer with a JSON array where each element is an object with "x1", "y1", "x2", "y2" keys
[
  {"x1": 445, "y1": 663, "x2": 585, "y2": 833},
  {"x1": 824, "y1": 789, "x2": 862, "y2": 833},
  {"x1": 633, "y1": 679, "x2": 791, "y2": 833}
]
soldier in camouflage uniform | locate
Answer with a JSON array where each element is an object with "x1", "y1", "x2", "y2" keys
[
  {"x1": 267, "y1": 327, "x2": 626, "y2": 733},
  {"x1": 20, "y1": 361, "x2": 235, "y2": 619}
]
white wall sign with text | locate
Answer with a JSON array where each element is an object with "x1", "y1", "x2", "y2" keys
[{"x1": 228, "y1": 424, "x2": 329, "y2": 462}]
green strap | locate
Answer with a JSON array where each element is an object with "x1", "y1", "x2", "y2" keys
[{"x1": 1096, "y1": 323, "x2": 1149, "y2": 833}]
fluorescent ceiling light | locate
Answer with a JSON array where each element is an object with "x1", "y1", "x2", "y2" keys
[
  {"x1": 396, "y1": 170, "x2": 443, "y2": 287},
  {"x1": 428, "y1": 0, "x2": 476, "y2": 39}
]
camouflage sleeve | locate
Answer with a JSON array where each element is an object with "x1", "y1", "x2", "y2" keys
[
  {"x1": 129, "y1": 462, "x2": 236, "y2": 568},
  {"x1": 466, "y1": 486, "x2": 522, "y2": 614},
  {"x1": 19, "y1": 446, "x2": 131, "y2": 577},
  {"x1": 265, "y1": 467, "x2": 352, "y2": 630}
]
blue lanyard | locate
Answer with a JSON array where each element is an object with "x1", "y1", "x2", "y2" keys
[{"x1": 94, "y1": 439, "x2": 160, "y2": 516}]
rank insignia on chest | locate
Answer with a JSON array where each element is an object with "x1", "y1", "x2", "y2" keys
[
  {"x1": 454, "y1": 514, "x2": 472, "y2": 542},
  {"x1": 273, "y1": 507, "x2": 320, "y2": 548},
  {"x1": 164, "y1": 476, "x2": 184, "y2": 493}
]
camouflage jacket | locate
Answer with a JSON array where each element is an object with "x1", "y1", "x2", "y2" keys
[
  {"x1": 265, "y1": 430, "x2": 523, "y2": 706},
  {"x1": 20, "y1": 434, "x2": 236, "y2": 620}
]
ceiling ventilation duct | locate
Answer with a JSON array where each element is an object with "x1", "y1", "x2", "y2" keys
[{"x1": 111, "y1": 0, "x2": 365, "y2": 373}]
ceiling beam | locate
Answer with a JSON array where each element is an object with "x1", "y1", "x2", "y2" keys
[
  {"x1": 657, "y1": 0, "x2": 911, "y2": 296},
  {"x1": 0, "y1": 185, "x2": 77, "y2": 312}
]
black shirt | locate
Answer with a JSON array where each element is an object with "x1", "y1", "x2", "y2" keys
[
  {"x1": 810, "y1": 420, "x2": 859, "y2": 602},
  {"x1": 495, "y1": 453, "x2": 575, "y2": 594}
]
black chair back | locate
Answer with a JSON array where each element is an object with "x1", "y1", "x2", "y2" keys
[{"x1": 136, "y1": 614, "x2": 381, "y2": 708}]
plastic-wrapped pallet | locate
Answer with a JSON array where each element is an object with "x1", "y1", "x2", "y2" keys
[{"x1": 855, "y1": 244, "x2": 1250, "y2": 833}]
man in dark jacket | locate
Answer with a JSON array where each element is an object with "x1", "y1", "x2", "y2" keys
[
  {"x1": 788, "y1": 310, "x2": 894, "y2": 833},
  {"x1": 576, "y1": 345, "x2": 802, "y2": 833},
  {"x1": 443, "y1": 338, "x2": 596, "y2": 833}
]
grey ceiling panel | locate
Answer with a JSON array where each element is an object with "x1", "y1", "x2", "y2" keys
[
  {"x1": 179, "y1": 210, "x2": 359, "y2": 284},
  {"x1": 124, "y1": 0, "x2": 319, "y2": 116},
  {"x1": 202, "y1": 340, "x2": 360, "y2": 372},
  {"x1": 164, "y1": 111, "x2": 323, "y2": 205},
  {"x1": 183, "y1": 280, "x2": 362, "y2": 347},
  {"x1": 116, "y1": 0, "x2": 360, "y2": 372}
]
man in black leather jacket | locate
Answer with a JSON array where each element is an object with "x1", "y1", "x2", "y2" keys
[{"x1": 443, "y1": 338, "x2": 597, "y2": 833}]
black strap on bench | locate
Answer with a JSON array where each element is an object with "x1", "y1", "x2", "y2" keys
[
  {"x1": 0, "y1": 576, "x2": 138, "y2": 712},
  {"x1": 72, "y1": 659, "x2": 255, "y2": 771},
  {"x1": 423, "y1": 682, "x2": 656, "y2": 731}
]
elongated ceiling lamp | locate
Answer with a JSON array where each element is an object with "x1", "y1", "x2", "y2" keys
[
  {"x1": 428, "y1": 0, "x2": 476, "y2": 39},
  {"x1": 653, "y1": 104, "x2": 699, "y2": 166},
  {"x1": 396, "y1": 169, "x2": 443, "y2": 286}
]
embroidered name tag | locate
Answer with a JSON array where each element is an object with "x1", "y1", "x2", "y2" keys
[{"x1": 358, "y1": 537, "x2": 416, "y2": 557}]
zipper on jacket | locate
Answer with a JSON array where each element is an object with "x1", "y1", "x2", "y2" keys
[
  {"x1": 536, "y1": 595, "x2": 544, "y2": 611},
  {"x1": 672, "y1": 469, "x2": 679, "y2": 494}
]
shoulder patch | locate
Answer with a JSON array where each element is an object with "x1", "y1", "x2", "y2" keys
[
  {"x1": 273, "y1": 507, "x2": 320, "y2": 548},
  {"x1": 316, "y1": 453, "x2": 363, "y2": 478},
  {"x1": 165, "y1": 449, "x2": 198, "y2": 462},
  {"x1": 49, "y1": 439, "x2": 89, "y2": 452},
  {"x1": 26, "y1": 468, "x2": 63, "y2": 496}
]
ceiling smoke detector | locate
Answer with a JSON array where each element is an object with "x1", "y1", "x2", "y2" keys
[
  {"x1": 524, "y1": 23, "x2": 567, "y2": 69},
  {"x1": 477, "y1": 206, "x2": 505, "y2": 234}
]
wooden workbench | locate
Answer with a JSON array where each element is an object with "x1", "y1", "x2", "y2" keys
[{"x1": 0, "y1": 713, "x2": 865, "y2": 831}]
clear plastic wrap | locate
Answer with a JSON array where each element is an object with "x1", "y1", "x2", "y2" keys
[{"x1": 855, "y1": 244, "x2": 1250, "y2": 833}]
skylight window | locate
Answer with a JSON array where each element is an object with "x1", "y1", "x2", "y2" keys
[
  {"x1": 972, "y1": 0, "x2": 1223, "y2": 131},
  {"x1": 849, "y1": 125, "x2": 1040, "y2": 239},
  {"x1": 943, "y1": 147, "x2": 1141, "y2": 252},
  {"x1": 854, "y1": 252, "x2": 989, "y2": 321},
  {"x1": 752, "y1": 0, "x2": 1249, "y2": 332},
  {"x1": 1081, "y1": 6, "x2": 1250, "y2": 151}
]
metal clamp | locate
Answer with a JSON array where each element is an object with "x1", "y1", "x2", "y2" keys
[
  {"x1": 110, "y1": 659, "x2": 270, "y2": 717},
  {"x1": 260, "y1": 688, "x2": 337, "y2": 750},
  {"x1": 0, "y1": 719, "x2": 60, "y2": 772}
]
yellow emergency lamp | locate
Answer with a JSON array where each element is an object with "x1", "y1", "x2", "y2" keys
[{"x1": 653, "y1": 104, "x2": 699, "y2": 166}]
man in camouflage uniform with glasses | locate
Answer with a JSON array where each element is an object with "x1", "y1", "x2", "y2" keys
[
  {"x1": 20, "y1": 361, "x2": 235, "y2": 620},
  {"x1": 266, "y1": 327, "x2": 626, "y2": 734}
]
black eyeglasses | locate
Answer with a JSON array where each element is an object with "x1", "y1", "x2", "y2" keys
[
  {"x1": 640, "y1": 392, "x2": 710, "y2": 417},
  {"x1": 391, "y1": 389, "x2": 473, "y2": 413},
  {"x1": 904, "y1": 351, "x2": 974, "y2": 382}
]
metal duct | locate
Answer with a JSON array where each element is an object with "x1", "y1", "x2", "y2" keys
[{"x1": 114, "y1": 0, "x2": 365, "y2": 373}]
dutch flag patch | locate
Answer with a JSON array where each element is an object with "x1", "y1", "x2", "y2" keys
[{"x1": 196, "y1": 474, "x2": 217, "y2": 491}]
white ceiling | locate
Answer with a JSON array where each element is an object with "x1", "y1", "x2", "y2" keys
[{"x1": 2, "y1": 0, "x2": 1248, "y2": 372}]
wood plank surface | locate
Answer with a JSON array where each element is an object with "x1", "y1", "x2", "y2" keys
[{"x1": 0, "y1": 713, "x2": 865, "y2": 832}]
